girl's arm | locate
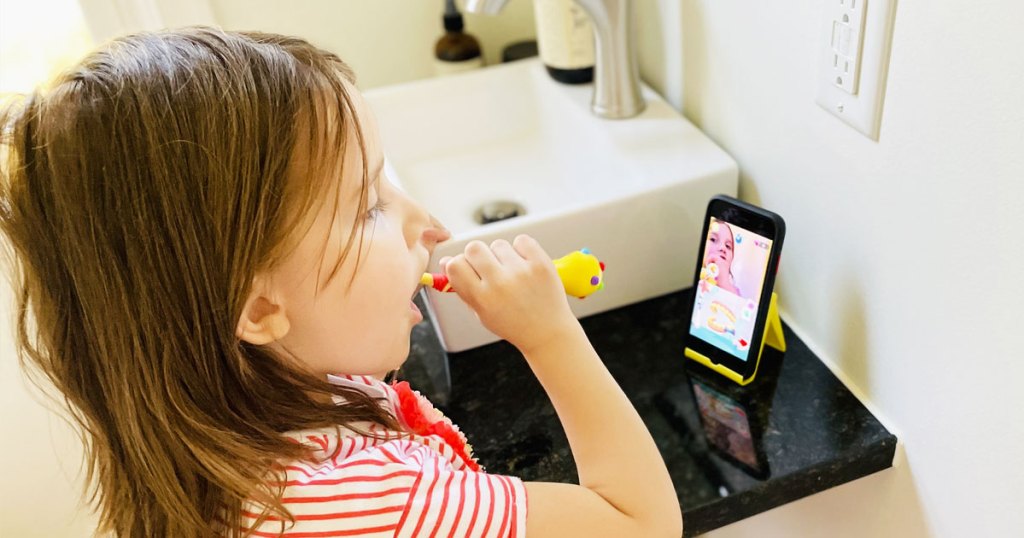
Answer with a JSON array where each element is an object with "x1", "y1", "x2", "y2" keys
[{"x1": 445, "y1": 236, "x2": 682, "y2": 538}]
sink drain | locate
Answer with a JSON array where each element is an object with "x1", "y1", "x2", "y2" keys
[{"x1": 474, "y1": 201, "x2": 526, "y2": 225}]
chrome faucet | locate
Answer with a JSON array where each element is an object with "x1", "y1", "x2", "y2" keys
[{"x1": 465, "y1": 0, "x2": 645, "y2": 119}]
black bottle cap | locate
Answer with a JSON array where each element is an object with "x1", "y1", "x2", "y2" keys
[
  {"x1": 444, "y1": 12, "x2": 464, "y2": 32},
  {"x1": 502, "y1": 40, "x2": 538, "y2": 63}
]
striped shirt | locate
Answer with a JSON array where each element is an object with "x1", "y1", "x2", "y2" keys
[{"x1": 241, "y1": 374, "x2": 527, "y2": 537}]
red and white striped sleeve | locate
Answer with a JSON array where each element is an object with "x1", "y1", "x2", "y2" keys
[{"x1": 242, "y1": 438, "x2": 527, "y2": 538}]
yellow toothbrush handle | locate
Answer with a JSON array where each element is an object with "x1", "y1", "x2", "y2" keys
[{"x1": 422, "y1": 248, "x2": 605, "y2": 298}]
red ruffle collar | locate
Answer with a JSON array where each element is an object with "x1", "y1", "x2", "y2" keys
[{"x1": 390, "y1": 380, "x2": 481, "y2": 472}]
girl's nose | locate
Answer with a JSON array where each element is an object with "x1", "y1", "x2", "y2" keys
[
  {"x1": 403, "y1": 193, "x2": 449, "y2": 249},
  {"x1": 423, "y1": 215, "x2": 451, "y2": 247},
  {"x1": 392, "y1": 179, "x2": 447, "y2": 248}
]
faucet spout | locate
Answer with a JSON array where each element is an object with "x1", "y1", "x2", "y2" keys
[
  {"x1": 464, "y1": 0, "x2": 512, "y2": 16},
  {"x1": 465, "y1": 0, "x2": 645, "y2": 119},
  {"x1": 573, "y1": 0, "x2": 645, "y2": 118}
]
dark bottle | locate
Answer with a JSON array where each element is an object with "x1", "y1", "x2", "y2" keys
[{"x1": 434, "y1": 0, "x2": 483, "y2": 76}]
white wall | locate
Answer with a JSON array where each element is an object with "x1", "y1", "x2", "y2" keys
[
  {"x1": 79, "y1": 0, "x2": 537, "y2": 91},
  {"x1": 0, "y1": 272, "x2": 99, "y2": 536},
  {"x1": 210, "y1": 0, "x2": 537, "y2": 90},
  {"x1": 656, "y1": 0, "x2": 1022, "y2": 536}
]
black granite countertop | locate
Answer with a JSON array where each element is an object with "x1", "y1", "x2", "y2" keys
[{"x1": 400, "y1": 290, "x2": 896, "y2": 536}]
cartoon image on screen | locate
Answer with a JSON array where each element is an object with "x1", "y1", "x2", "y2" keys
[{"x1": 690, "y1": 217, "x2": 773, "y2": 361}]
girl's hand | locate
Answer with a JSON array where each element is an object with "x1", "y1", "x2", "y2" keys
[
  {"x1": 443, "y1": 235, "x2": 580, "y2": 354},
  {"x1": 445, "y1": 236, "x2": 683, "y2": 538}
]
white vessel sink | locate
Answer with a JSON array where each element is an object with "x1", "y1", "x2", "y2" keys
[{"x1": 364, "y1": 58, "x2": 737, "y2": 352}]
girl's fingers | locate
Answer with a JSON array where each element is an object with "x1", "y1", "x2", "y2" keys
[
  {"x1": 512, "y1": 235, "x2": 547, "y2": 262},
  {"x1": 463, "y1": 240, "x2": 501, "y2": 279},
  {"x1": 446, "y1": 253, "x2": 481, "y2": 288},
  {"x1": 438, "y1": 256, "x2": 453, "y2": 272},
  {"x1": 490, "y1": 239, "x2": 524, "y2": 267}
]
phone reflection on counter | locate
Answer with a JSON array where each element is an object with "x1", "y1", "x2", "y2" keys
[
  {"x1": 654, "y1": 351, "x2": 783, "y2": 491},
  {"x1": 686, "y1": 349, "x2": 783, "y2": 481},
  {"x1": 689, "y1": 375, "x2": 770, "y2": 479}
]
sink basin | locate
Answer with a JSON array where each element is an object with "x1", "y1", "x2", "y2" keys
[{"x1": 364, "y1": 58, "x2": 737, "y2": 352}]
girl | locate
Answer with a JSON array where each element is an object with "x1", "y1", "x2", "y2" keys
[
  {"x1": 0, "y1": 28, "x2": 680, "y2": 537},
  {"x1": 702, "y1": 219, "x2": 742, "y2": 297}
]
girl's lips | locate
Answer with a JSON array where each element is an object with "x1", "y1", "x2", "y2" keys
[{"x1": 409, "y1": 299, "x2": 423, "y2": 322}]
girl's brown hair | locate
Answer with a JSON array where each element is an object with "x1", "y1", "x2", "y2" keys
[{"x1": 0, "y1": 27, "x2": 401, "y2": 536}]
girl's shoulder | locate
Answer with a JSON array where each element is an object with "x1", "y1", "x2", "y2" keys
[
  {"x1": 287, "y1": 374, "x2": 480, "y2": 472},
  {"x1": 242, "y1": 376, "x2": 527, "y2": 537}
]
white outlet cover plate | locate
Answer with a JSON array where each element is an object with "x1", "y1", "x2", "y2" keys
[{"x1": 816, "y1": 0, "x2": 897, "y2": 140}]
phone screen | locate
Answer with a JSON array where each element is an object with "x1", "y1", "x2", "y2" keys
[{"x1": 689, "y1": 217, "x2": 774, "y2": 362}]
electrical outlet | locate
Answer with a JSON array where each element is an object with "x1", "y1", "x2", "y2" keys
[
  {"x1": 816, "y1": 0, "x2": 897, "y2": 140},
  {"x1": 828, "y1": 0, "x2": 867, "y2": 94}
]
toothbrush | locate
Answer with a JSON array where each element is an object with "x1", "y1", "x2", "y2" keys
[{"x1": 420, "y1": 248, "x2": 606, "y2": 299}]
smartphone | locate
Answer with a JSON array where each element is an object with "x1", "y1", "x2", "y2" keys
[{"x1": 686, "y1": 195, "x2": 785, "y2": 384}]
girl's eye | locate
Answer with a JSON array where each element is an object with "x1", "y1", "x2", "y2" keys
[{"x1": 365, "y1": 199, "x2": 388, "y2": 222}]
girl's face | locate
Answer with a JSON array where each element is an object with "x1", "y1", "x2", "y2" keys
[
  {"x1": 703, "y1": 221, "x2": 735, "y2": 270},
  {"x1": 244, "y1": 82, "x2": 449, "y2": 378}
]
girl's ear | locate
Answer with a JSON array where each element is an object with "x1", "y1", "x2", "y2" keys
[{"x1": 236, "y1": 280, "x2": 291, "y2": 345}]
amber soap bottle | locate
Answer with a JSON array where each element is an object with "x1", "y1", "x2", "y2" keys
[{"x1": 434, "y1": 0, "x2": 483, "y2": 76}]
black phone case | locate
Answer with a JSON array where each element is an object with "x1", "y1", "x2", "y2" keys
[{"x1": 685, "y1": 194, "x2": 786, "y2": 383}]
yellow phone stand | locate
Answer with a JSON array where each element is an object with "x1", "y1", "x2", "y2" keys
[{"x1": 685, "y1": 292, "x2": 786, "y2": 386}]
